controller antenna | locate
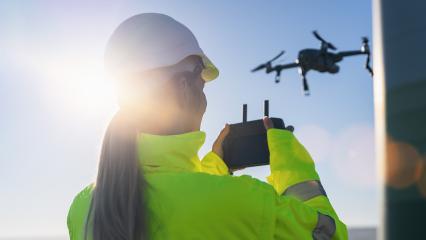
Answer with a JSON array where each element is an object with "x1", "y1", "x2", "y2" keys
[
  {"x1": 243, "y1": 104, "x2": 247, "y2": 123},
  {"x1": 264, "y1": 100, "x2": 269, "y2": 117}
]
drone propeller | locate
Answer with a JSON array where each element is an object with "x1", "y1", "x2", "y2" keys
[
  {"x1": 269, "y1": 50, "x2": 285, "y2": 62},
  {"x1": 251, "y1": 50, "x2": 285, "y2": 72},
  {"x1": 313, "y1": 31, "x2": 337, "y2": 50}
]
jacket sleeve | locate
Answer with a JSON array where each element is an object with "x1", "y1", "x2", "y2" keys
[
  {"x1": 200, "y1": 151, "x2": 230, "y2": 175},
  {"x1": 266, "y1": 128, "x2": 348, "y2": 239}
]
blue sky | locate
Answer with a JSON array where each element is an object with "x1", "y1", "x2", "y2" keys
[{"x1": 0, "y1": 0, "x2": 376, "y2": 237}]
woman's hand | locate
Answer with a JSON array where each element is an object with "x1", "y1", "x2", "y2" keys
[
  {"x1": 212, "y1": 124, "x2": 230, "y2": 159},
  {"x1": 213, "y1": 124, "x2": 248, "y2": 173}
]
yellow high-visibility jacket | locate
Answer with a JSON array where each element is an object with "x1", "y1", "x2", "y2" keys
[{"x1": 67, "y1": 128, "x2": 348, "y2": 239}]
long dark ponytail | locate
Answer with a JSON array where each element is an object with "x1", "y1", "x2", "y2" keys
[{"x1": 85, "y1": 110, "x2": 148, "y2": 240}]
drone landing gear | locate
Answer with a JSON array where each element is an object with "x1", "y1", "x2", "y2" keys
[
  {"x1": 298, "y1": 68, "x2": 310, "y2": 96},
  {"x1": 275, "y1": 70, "x2": 282, "y2": 83},
  {"x1": 302, "y1": 75, "x2": 310, "y2": 96},
  {"x1": 365, "y1": 53, "x2": 373, "y2": 76}
]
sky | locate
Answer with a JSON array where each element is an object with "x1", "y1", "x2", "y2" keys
[{"x1": 0, "y1": 0, "x2": 376, "y2": 237}]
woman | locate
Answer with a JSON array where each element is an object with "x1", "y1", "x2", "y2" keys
[{"x1": 67, "y1": 13, "x2": 348, "y2": 240}]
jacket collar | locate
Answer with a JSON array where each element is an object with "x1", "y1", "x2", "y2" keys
[{"x1": 137, "y1": 131, "x2": 205, "y2": 174}]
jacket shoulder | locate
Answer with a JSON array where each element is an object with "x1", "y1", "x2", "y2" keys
[
  {"x1": 221, "y1": 173, "x2": 277, "y2": 194},
  {"x1": 179, "y1": 172, "x2": 278, "y2": 208},
  {"x1": 74, "y1": 184, "x2": 94, "y2": 200},
  {"x1": 67, "y1": 184, "x2": 94, "y2": 239}
]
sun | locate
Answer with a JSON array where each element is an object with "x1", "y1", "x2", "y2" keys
[{"x1": 27, "y1": 51, "x2": 119, "y2": 117}]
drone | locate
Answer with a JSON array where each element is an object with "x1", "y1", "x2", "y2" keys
[{"x1": 252, "y1": 31, "x2": 373, "y2": 95}]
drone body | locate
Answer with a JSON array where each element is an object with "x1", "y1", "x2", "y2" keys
[
  {"x1": 252, "y1": 31, "x2": 373, "y2": 95},
  {"x1": 298, "y1": 49, "x2": 341, "y2": 74}
]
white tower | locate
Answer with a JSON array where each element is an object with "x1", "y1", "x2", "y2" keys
[{"x1": 373, "y1": 0, "x2": 426, "y2": 239}]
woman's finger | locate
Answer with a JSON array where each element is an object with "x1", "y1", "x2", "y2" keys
[
  {"x1": 217, "y1": 124, "x2": 230, "y2": 141},
  {"x1": 263, "y1": 116, "x2": 274, "y2": 130}
]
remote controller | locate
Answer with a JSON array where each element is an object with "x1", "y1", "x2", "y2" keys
[{"x1": 222, "y1": 100, "x2": 294, "y2": 171}]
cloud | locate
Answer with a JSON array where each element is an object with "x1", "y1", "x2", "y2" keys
[
  {"x1": 329, "y1": 124, "x2": 377, "y2": 187},
  {"x1": 295, "y1": 124, "x2": 377, "y2": 187},
  {"x1": 295, "y1": 125, "x2": 332, "y2": 163}
]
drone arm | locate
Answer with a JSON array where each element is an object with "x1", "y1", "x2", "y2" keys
[
  {"x1": 337, "y1": 50, "x2": 365, "y2": 58},
  {"x1": 275, "y1": 62, "x2": 299, "y2": 71}
]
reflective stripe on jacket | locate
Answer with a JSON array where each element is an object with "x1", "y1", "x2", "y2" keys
[{"x1": 67, "y1": 128, "x2": 348, "y2": 239}]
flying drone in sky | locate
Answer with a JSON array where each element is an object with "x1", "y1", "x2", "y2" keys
[{"x1": 252, "y1": 31, "x2": 373, "y2": 95}]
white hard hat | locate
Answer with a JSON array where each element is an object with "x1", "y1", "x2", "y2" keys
[{"x1": 105, "y1": 13, "x2": 219, "y2": 82}]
